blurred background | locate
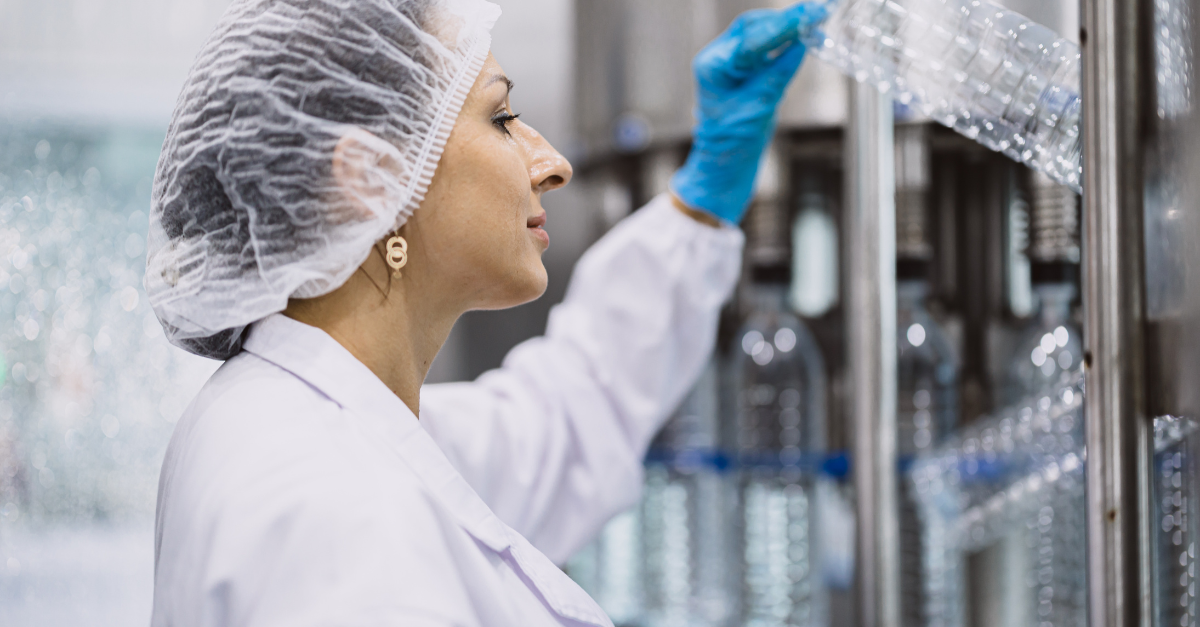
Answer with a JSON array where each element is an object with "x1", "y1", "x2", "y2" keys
[
  {"x1": 0, "y1": 0, "x2": 1196, "y2": 626},
  {"x1": 0, "y1": 1, "x2": 590, "y2": 623}
]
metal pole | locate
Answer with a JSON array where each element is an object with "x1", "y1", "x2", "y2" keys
[
  {"x1": 847, "y1": 77, "x2": 899, "y2": 627},
  {"x1": 1080, "y1": 0, "x2": 1153, "y2": 624}
]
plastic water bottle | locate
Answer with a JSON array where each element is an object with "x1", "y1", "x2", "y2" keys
[
  {"x1": 730, "y1": 276, "x2": 829, "y2": 627},
  {"x1": 806, "y1": 0, "x2": 1083, "y2": 191},
  {"x1": 1000, "y1": 171, "x2": 1083, "y2": 407},
  {"x1": 910, "y1": 376, "x2": 1087, "y2": 627},
  {"x1": 896, "y1": 278, "x2": 959, "y2": 626},
  {"x1": 1001, "y1": 283, "x2": 1082, "y2": 404},
  {"x1": 640, "y1": 363, "x2": 733, "y2": 627},
  {"x1": 892, "y1": 123, "x2": 961, "y2": 626},
  {"x1": 893, "y1": 126, "x2": 959, "y2": 464}
]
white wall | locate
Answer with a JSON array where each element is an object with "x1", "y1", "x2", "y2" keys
[
  {"x1": 0, "y1": 0, "x2": 578, "y2": 133},
  {"x1": 490, "y1": 0, "x2": 575, "y2": 149},
  {"x1": 0, "y1": 0, "x2": 233, "y2": 125}
]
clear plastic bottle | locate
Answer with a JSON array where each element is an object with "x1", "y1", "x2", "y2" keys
[
  {"x1": 896, "y1": 278, "x2": 959, "y2": 627},
  {"x1": 806, "y1": 0, "x2": 1083, "y2": 191},
  {"x1": 966, "y1": 174, "x2": 1086, "y2": 627},
  {"x1": 892, "y1": 123, "x2": 960, "y2": 627},
  {"x1": 1001, "y1": 282, "x2": 1083, "y2": 405},
  {"x1": 910, "y1": 376, "x2": 1087, "y2": 627},
  {"x1": 730, "y1": 275, "x2": 828, "y2": 627},
  {"x1": 897, "y1": 280, "x2": 959, "y2": 459},
  {"x1": 640, "y1": 363, "x2": 733, "y2": 627}
]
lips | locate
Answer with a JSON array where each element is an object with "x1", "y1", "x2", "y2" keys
[{"x1": 527, "y1": 213, "x2": 549, "y2": 248}]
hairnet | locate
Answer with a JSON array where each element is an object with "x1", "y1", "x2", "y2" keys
[{"x1": 145, "y1": 0, "x2": 501, "y2": 359}]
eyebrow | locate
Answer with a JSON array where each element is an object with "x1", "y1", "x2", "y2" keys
[{"x1": 484, "y1": 74, "x2": 514, "y2": 94}]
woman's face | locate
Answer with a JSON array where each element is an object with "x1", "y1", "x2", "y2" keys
[{"x1": 403, "y1": 53, "x2": 572, "y2": 312}]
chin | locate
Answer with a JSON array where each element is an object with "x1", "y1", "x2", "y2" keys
[
  {"x1": 511, "y1": 264, "x2": 549, "y2": 306},
  {"x1": 480, "y1": 262, "x2": 548, "y2": 311}
]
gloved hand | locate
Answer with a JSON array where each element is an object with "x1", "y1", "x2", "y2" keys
[{"x1": 670, "y1": 2, "x2": 829, "y2": 224}]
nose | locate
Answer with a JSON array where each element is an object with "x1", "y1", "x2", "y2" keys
[{"x1": 513, "y1": 120, "x2": 573, "y2": 194}]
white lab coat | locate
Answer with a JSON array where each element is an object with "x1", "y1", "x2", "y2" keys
[{"x1": 151, "y1": 195, "x2": 744, "y2": 626}]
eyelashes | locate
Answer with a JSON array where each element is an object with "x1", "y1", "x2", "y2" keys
[{"x1": 491, "y1": 112, "x2": 520, "y2": 136}]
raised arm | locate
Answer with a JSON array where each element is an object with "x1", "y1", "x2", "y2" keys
[
  {"x1": 421, "y1": 2, "x2": 827, "y2": 563},
  {"x1": 420, "y1": 196, "x2": 742, "y2": 562}
]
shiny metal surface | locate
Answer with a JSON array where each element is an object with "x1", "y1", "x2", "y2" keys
[
  {"x1": 1079, "y1": 0, "x2": 1153, "y2": 624},
  {"x1": 573, "y1": 0, "x2": 851, "y2": 161},
  {"x1": 846, "y1": 77, "x2": 900, "y2": 627},
  {"x1": 573, "y1": 0, "x2": 715, "y2": 156}
]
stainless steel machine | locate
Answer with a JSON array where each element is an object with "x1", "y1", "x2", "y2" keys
[{"x1": 566, "y1": 1, "x2": 1200, "y2": 627}]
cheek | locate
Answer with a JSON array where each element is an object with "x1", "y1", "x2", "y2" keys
[
  {"x1": 441, "y1": 124, "x2": 528, "y2": 204},
  {"x1": 424, "y1": 126, "x2": 546, "y2": 304},
  {"x1": 492, "y1": 150, "x2": 532, "y2": 214},
  {"x1": 469, "y1": 143, "x2": 531, "y2": 242}
]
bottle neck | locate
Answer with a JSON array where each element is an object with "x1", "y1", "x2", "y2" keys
[{"x1": 1033, "y1": 282, "x2": 1074, "y2": 326}]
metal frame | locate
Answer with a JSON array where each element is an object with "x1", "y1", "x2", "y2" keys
[
  {"x1": 846, "y1": 77, "x2": 900, "y2": 627},
  {"x1": 838, "y1": 1, "x2": 1161, "y2": 624},
  {"x1": 1080, "y1": 0, "x2": 1154, "y2": 624}
]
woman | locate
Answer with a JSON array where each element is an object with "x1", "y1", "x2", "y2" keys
[{"x1": 146, "y1": 0, "x2": 826, "y2": 624}]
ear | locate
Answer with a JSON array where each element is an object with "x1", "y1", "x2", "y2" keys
[{"x1": 332, "y1": 128, "x2": 407, "y2": 221}]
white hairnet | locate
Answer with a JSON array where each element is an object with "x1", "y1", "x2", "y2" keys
[{"x1": 145, "y1": 0, "x2": 501, "y2": 359}]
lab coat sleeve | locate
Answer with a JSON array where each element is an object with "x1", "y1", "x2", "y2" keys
[{"x1": 419, "y1": 194, "x2": 744, "y2": 563}]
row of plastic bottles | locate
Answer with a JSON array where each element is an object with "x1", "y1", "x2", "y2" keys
[
  {"x1": 564, "y1": 1, "x2": 1106, "y2": 620},
  {"x1": 806, "y1": 0, "x2": 1083, "y2": 191},
  {"x1": 568, "y1": 266, "x2": 1084, "y2": 627},
  {"x1": 566, "y1": 0, "x2": 1194, "y2": 620}
]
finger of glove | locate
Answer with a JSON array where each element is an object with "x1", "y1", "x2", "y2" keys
[
  {"x1": 695, "y1": 9, "x2": 799, "y2": 91},
  {"x1": 742, "y1": 39, "x2": 808, "y2": 100},
  {"x1": 697, "y1": 40, "x2": 808, "y2": 123},
  {"x1": 786, "y1": 1, "x2": 832, "y2": 31},
  {"x1": 731, "y1": 9, "x2": 804, "y2": 72},
  {"x1": 732, "y1": 3, "x2": 827, "y2": 71},
  {"x1": 788, "y1": 2, "x2": 833, "y2": 52}
]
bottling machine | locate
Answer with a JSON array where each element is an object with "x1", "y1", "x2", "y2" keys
[{"x1": 565, "y1": 0, "x2": 1200, "y2": 627}]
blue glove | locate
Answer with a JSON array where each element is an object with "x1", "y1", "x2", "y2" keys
[{"x1": 670, "y1": 3, "x2": 829, "y2": 224}]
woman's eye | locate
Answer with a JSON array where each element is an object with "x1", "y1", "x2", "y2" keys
[{"x1": 491, "y1": 112, "x2": 520, "y2": 136}]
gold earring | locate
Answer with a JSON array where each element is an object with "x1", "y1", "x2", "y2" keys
[{"x1": 385, "y1": 234, "x2": 408, "y2": 279}]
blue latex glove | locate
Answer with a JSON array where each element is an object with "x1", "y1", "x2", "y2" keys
[{"x1": 670, "y1": 3, "x2": 829, "y2": 224}]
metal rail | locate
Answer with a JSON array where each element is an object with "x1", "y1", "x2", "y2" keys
[
  {"x1": 1079, "y1": 0, "x2": 1154, "y2": 624},
  {"x1": 846, "y1": 78, "x2": 900, "y2": 627}
]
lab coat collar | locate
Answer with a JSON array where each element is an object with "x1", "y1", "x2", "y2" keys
[
  {"x1": 243, "y1": 315, "x2": 613, "y2": 627},
  {"x1": 242, "y1": 314, "x2": 513, "y2": 553}
]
